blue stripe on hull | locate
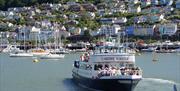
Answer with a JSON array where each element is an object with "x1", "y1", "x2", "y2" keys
[{"x1": 72, "y1": 73, "x2": 141, "y2": 91}]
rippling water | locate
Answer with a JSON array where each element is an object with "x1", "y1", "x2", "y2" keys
[{"x1": 0, "y1": 53, "x2": 179, "y2": 91}]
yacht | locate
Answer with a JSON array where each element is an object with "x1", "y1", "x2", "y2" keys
[
  {"x1": 2, "y1": 45, "x2": 23, "y2": 53},
  {"x1": 50, "y1": 48, "x2": 70, "y2": 54},
  {"x1": 9, "y1": 51, "x2": 33, "y2": 57},
  {"x1": 156, "y1": 49, "x2": 176, "y2": 53},
  {"x1": 29, "y1": 48, "x2": 49, "y2": 56},
  {"x1": 175, "y1": 48, "x2": 180, "y2": 53},
  {"x1": 72, "y1": 45, "x2": 142, "y2": 91},
  {"x1": 141, "y1": 46, "x2": 157, "y2": 52},
  {"x1": 75, "y1": 48, "x2": 87, "y2": 52},
  {"x1": 40, "y1": 53, "x2": 65, "y2": 59}
]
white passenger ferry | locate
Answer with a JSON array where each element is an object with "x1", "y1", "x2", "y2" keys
[{"x1": 72, "y1": 45, "x2": 142, "y2": 91}]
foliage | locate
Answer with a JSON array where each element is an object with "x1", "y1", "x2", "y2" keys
[
  {"x1": 0, "y1": 0, "x2": 5, "y2": 10},
  {"x1": 0, "y1": 25, "x2": 11, "y2": 32},
  {"x1": 104, "y1": 12, "x2": 145, "y2": 18},
  {"x1": 167, "y1": 15, "x2": 180, "y2": 20},
  {"x1": 0, "y1": 0, "x2": 59, "y2": 10},
  {"x1": 17, "y1": 18, "x2": 26, "y2": 25}
]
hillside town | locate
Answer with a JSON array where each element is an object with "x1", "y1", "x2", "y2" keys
[
  {"x1": 0, "y1": 1, "x2": 180, "y2": 91},
  {"x1": 0, "y1": 0, "x2": 179, "y2": 47}
]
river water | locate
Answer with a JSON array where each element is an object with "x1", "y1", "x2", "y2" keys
[{"x1": 0, "y1": 53, "x2": 180, "y2": 91}]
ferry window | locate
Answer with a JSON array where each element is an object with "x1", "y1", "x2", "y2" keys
[
  {"x1": 128, "y1": 64, "x2": 134, "y2": 68},
  {"x1": 105, "y1": 64, "x2": 109, "y2": 68},
  {"x1": 79, "y1": 64, "x2": 84, "y2": 69},
  {"x1": 94, "y1": 64, "x2": 98, "y2": 70},
  {"x1": 119, "y1": 63, "x2": 125, "y2": 67},
  {"x1": 74, "y1": 61, "x2": 79, "y2": 68},
  {"x1": 98, "y1": 64, "x2": 103, "y2": 69},
  {"x1": 94, "y1": 64, "x2": 102, "y2": 70},
  {"x1": 86, "y1": 65, "x2": 92, "y2": 70},
  {"x1": 100, "y1": 49, "x2": 102, "y2": 53}
]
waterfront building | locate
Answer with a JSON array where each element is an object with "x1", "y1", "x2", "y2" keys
[
  {"x1": 99, "y1": 25, "x2": 121, "y2": 36},
  {"x1": 16, "y1": 26, "x2": 31, "y2": 41},
  {"x1": 126, "y1": 26, "x2": 134, "y2": 36},
  {"x1": 100, "y1": 18, "x2": 127, "y2": 24},
  {"x1": 126, "y1": 25, "x2": 154, "y2": 36},
  {"x1": 134, "y1": 26, "x2": 154, "y2": 36},
  {"x1": 176, "y1": 0, "x2": 180, "y2": 9},
  {"x1": 158, "y1": 23, "x2": 177, "y2": 36}
]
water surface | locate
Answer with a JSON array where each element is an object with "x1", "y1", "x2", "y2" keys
[{"x1": 0, "y1": 53, "x2": 179, "y2": 91}]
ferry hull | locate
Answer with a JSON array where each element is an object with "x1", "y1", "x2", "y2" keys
[{"x1": 72, "y1": 73, "x2": 141, "y2": 91}]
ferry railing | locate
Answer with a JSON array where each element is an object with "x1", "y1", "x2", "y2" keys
[{"x1": 95, "y1": 68, "x2": 142, "y2": 78}]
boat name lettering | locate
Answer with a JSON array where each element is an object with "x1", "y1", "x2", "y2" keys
[
  {"x1": 103, "y1": 57, "x2": 114, "y2": 60},
  {"x1": 102, "y1": 57, "x2": 129, "y2": 60},
  {"x1": 116, "y1": 57, "x2": 128, "y2": 60}
]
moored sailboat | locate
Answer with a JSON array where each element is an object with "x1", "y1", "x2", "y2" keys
[
  {"x1": 40, "y1": 29, "x2": 65, "y2": 59},
  {"x1": 9, "y1": 31, "x2": 33, "y2": 57}
]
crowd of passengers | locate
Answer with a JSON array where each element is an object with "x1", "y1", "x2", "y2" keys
[{"x1": 94, "y1": 64, "x2": 141, "y2": 78}]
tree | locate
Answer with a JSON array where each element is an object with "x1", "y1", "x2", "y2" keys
[
  {"x1": 0, "y1": 0, "x2": 5, "y2": 10},
  {"x1": 84, "y1": 30, "x2": 91, "y2": 37},
  {"x1": 0, "y1": 0, "x2": 62, "y2": 10},
  {"x1": 83, "y1": 30, "x2": 92, "y2": 41},
  {"x1": 12, "y1": 0, "x2": 23, "y2": 7}
]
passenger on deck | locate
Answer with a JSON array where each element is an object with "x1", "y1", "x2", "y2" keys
[
  {"x1": 80, "y1": 54, "x2": 85, "y2": 61},
  {"x1": 83, "y1": 53, "x2": 89, "y2": 62},
  {"x1": 104, "y1": 50, "x2": 108, "y2": 53}
]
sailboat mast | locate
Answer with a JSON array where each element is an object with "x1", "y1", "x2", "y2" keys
[{"x1": 24, "y1": 30, "x2": 25, "y2": 51}]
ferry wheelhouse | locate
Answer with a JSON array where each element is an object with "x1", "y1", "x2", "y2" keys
[{"x1": 72, "y1": 46, "x2": 142, "y2": 91}]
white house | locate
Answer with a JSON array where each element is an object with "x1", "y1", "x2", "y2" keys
[
  {"x1": 127, "y1": 0, "x2": 140, "y2": 4},
  {"x1": 100, "y1": 17, "x2": 127, "y2": 24},
  {"x1": 86, "y1": 12, "x2": 96, "y2": 19},
  {"x1": 141, "y1": 0, "x2": 151, "y2": 7},
  {"x1": 16, "y1": 26, "x2": 31, "y2": 41},
  {"x1": 41, "y1": 20, "x2": 52, "y2": 28},
  {"x1": 128, "y1": 5, "x2": 141, "y2": 13},
  {"x1": 151, "y1": 0, "x2": 159, "y2": 5},
  {"x1": 149, "y1": 14, "x2": 165, "y2": 23},
  {"x1": 98, "y1": 9, "x2": 106, "y2": 16},
  {"x1": 99, "y1": 25, "x2": 121, "y2": 36},
  {"x1": 68, "y1": 27, "x2": 81, "y2": 35}
]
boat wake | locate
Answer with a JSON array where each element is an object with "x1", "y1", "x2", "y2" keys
[
  {"x1": 143, "y1": 78, "x2": 177, "y2": 84},
  {"x1": 63, "y1": 78, "x2": 91, "y2": 91},
  {"x1": 63, "y1": 77, "x2": 180, "y2": 91},
  {"x1": 135, "y1": 78, "x2": 180, "y2": 91}
]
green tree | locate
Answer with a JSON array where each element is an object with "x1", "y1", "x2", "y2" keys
[
  {"x1": 0, "y1": 0, "x2": 5, "y2": 10},
  {"x1": 83, "y1": 30, "x2": 92, "y2": 42},
  {"x1": 12, "y1": 0, "x2": 23, "y2": 7},
  {"x1": 84, "y1": 30, "x2": 91, "y2": 37}
]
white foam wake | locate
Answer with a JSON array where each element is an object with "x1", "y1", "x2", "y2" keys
[
  {"x1": 142, "y1": 78, "x2": 180, "y2": 85},
  {"x1": 143, "y1": 78, "x2": 175, "y2": 84},
  {"x1": 135, "y1": 78, "x2": 180, "y2": 91}
]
